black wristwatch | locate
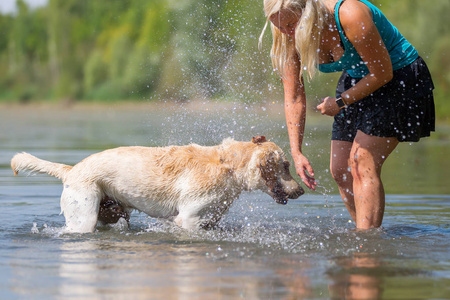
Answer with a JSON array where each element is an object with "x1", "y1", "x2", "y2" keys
[{"x1": 335, "y1": 97, "x2": 347, "y2": 109}]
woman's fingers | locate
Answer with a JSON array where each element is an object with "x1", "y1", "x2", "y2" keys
[
  {"x1": 317, "y1": 97, "x2": 340, "y2": 116},
  {"x1": 298, "y1": 164, "x2": 317, "y2": 190},
  {"x1": 305, "y1": 163, "x2": 315, "y2": 178},
  {"x1": 302, "y1": 173, "x2": 317, "y2": 190},
  {"x1": 294, "y1": 153, "x2": 317, "y2": 190},
  {"x1": 316, "y1": 102, "x2": 324, "y2": 114}
]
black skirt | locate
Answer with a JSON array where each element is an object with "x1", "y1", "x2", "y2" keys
[{"x1": 332, "y1": 56, "x2": 435, "y2": 142}]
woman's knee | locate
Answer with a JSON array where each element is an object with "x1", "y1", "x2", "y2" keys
[
  {"x1": 330, "y1": 140, "x2": 353, "y2": 186},
  {"x1": 348, "y1": 147, "x2": 381, "y2": 181},
  {"x1": 330, "y1": 160, "x2": 351, "y2": 186},
  {"x1": 350, "y1": 131, "x2": 399, "y2": 179}
]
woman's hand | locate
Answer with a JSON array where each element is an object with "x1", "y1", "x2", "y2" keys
[
  {"x1": 292, "y1": 152, "x2": 317, "y2": 190},
  {"x1": 317, "y1": 96, "x2": 342, "y2": 116}
]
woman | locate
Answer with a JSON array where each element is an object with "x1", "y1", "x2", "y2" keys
[{"x1": 260, "y1": 0, "x2": 435, "y2": 229}]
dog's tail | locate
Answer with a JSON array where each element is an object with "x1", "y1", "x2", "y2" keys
[{"x1": 11, "y1": 152, "x2": 72, "y2": 180}]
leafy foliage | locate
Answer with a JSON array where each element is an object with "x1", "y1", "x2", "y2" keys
[{"x1": 0, "y1": 0, "x2": 448, "y2": 119}]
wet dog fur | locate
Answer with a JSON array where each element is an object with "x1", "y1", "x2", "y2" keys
[{"x1": 11, "y1": 136, "x2": 303, "y2": 233}]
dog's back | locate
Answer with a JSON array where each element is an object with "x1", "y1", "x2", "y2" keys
[{"x1": 53, "y1": 145, "x2": 235, "y2": 215}]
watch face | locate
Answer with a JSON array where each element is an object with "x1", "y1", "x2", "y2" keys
[{"x1": 336, "y1": 98, "x2": 345, "y2": 108}]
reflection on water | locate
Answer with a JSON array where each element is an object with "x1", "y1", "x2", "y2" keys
[
  {"x1": 57, "y1": 239, "x2": 279, "y2": 299},
  {"x1": 2, "y1": 195, "x2": 450, "y2": 299},
  {"x1": 328, "y1": 253, "x2": 383, "y2": 300},
  {"x1": 0, "y1": 103, "x2": 449, "y2": 299}
]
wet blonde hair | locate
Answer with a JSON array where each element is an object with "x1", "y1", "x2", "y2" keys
[{"x1": 259, "y1": 0, "x2": 331, "y2": 80}]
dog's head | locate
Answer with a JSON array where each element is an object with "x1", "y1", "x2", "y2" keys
[{"x1": 250, "y1": 136, "x2": 304, "y2": 204}]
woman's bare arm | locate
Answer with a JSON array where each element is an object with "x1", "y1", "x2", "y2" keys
[
  {"x1": 317, "y1": 0, "x2": 394, "y2": 116},
  {"x1": 339, "y1": 0, "x2": 393, "y2": 104},
  {"x1": 282, "y1": 52, "x2": 317, "y2": 190}
]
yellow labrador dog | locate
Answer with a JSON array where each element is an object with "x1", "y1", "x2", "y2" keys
[{"x1": 11, "y1": 136, "x2": 303, "y2": 233}]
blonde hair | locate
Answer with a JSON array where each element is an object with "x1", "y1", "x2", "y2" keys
[{"x1": 259, "y1": 0, "x2": 331, "y2": 80}]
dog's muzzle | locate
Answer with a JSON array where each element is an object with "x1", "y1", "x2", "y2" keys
[{"x1": 270, "y1": 178, "x2": 304, "y2": 205}]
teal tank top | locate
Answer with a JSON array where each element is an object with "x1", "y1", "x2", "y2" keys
[{"x1": 318, "y1": 0, "x2": 418, "y2": 78}]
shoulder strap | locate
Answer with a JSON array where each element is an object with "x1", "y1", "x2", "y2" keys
[
  {"x1": 334, "y1": 0, "x2": 350, "y2": 46},
  {"x1": 334, "y1": 0, "x2": 346, "y2": 14}
]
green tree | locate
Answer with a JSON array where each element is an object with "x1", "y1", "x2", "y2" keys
[{"x1": 0, "y1": 0, "x2": 447, "y2": 120}]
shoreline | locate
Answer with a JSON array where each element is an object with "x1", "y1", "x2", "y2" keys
[
  {"x1": 2, "y1": 100, "x2": 448, "y2": 134},
  {"x1": 0, "y1": 99, "x2": 288, "y2": 118}
]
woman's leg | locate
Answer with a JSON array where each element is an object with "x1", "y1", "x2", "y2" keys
[
  {"x1": 330, "y1": 140, "x2": 356, "y2": 222},
  {"x1": 350, "y1": 131, "x2": 399, "y2": 229}
]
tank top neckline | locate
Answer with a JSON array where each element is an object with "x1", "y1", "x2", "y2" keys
[{"x1": 318, "y1": 0, "x2": 347, "y2": 67}]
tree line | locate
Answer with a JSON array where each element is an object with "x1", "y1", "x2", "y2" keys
[{"x1": 0, "y1": 0, "x2": 449, "y2": 119}]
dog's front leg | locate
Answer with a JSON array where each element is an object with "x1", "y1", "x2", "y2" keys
[{"x1": 173, "y1": 212, "x2": 202, "y2": 230}]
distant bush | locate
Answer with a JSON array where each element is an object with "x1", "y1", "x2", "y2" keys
[{"x1": 0, "y1": 0, "x2": 448, "y2": 121}]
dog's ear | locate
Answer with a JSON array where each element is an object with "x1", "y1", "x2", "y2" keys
[
  {"x1": 251, "y1": 135, "x2": 267, "y2": 144},
  {"x1": 259, "y1": 152, "x2": 278, "y2": 189},
  {"x1": 259, "y1": 153, "x2": 288, "y2": 205}
]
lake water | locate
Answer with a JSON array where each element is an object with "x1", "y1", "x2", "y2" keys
[{"x1": 1, "y1": 102, "x2": 449, "y2": 299}]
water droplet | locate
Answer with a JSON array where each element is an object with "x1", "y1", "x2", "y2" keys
[{"x1": 31, "y1": 223, "x2": 39, "y2": 234}]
